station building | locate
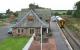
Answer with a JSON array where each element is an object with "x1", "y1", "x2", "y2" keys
[
  {"x1": 17, "y1": 8, "x2": 51, "y2": 22},
  {"x1": 11, "y1": 10, "x2": 49, "y2": 36}
]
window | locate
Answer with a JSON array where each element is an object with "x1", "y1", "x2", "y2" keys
[
  {"x1": 30, "y1": 29, "x2": 34, "y2": 34},
  {"x1": 27, "y1": 16, "x2": 34, "y2": 21},
  {"x1": 22, "y1": 29, "x2": 24, "y2": 33},
  {"x1": 18, "y1": 29, "x2": 20, "y2": 33}
]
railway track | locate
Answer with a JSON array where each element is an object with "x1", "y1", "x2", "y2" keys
[
  {"x1": 61, "y1": 27, "x2": 80, "y2": 50},
  {"x1": 55, "y1": 16, "x2": 80, "y2": 50}
]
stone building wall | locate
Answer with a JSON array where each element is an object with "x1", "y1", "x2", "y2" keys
[{"x1": 12, "y1": 27, "x2": 41, "y2": 36}]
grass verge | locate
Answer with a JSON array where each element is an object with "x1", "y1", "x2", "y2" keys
[
  {"x1": 64, "y1": 17, "x2": 80, "y2": 39},
  {"x1": 0, "y1": 36, "x2": 30, "y2": 50},
  {"x1": 0, "y1": 21, "x2": 5, "y2": 26}
]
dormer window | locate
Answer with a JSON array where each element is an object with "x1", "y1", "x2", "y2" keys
[{"x1": 27, "y1": 16, "x2": 34, "y2": 21}]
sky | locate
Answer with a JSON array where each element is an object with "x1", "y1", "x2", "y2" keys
[{"x1": 0, "y1": 0, "x2": 79, "y2": 13}]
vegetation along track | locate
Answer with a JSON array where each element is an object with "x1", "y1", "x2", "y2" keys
[{"x1": 61, "y1": 27, "x2": 80, "y2": 50}]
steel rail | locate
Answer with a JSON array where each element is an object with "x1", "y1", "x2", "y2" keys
[{"x1": 61, "y1": 28, "x2": 80, "y2": 50}]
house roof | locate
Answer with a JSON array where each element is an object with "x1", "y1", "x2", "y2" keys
[{"x1": 12, "y1": 10, "x2": 49, "y2": 28}]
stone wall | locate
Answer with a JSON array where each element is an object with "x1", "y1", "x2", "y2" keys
[{"x1": 12, "y1": 27, "x2": 41, "y2": 36}]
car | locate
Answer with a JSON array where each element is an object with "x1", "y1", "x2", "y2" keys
[
  {"x1": 8, "y1": 27, "x2": 12, "y2": 34},
  {"x1": 8, "y1": 31, "x2": 12, "y2": 34}
]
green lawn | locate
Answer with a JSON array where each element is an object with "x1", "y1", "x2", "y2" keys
[
  {"x1": 0, "y1": 18, "x2": 8, "y2": 26},
  {"x1": 0, "y1": 21, "x2": 5, "y2": 26},
  {"x1": 66, "y1": 17, "x2": 80, "y2": 31},
  {"x1": 0, "y1": 37, "x2": 30, "y2": 50}
]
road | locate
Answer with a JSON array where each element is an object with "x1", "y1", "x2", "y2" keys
[
  {"x1": 0, "y1": 26, "x2": 9, "y2": 41},
  {"x1": 50, "y1": 21, "x2": 70, "y2": 50}
]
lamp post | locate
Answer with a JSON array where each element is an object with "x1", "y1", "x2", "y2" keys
[{"x1": 40, "y1": 26, "x2": 42, "y2": 50}]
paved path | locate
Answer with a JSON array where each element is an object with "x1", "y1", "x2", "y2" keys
[
  {"x1": 42, "y1": 37, "x2": 57, "y2": 50},
  {"x1": 29, "y1": 37, "x2": 57, "y2": 50},
  {"x1": 29, "y1": 41, "x2": 41, "y2": 50},
  {"x1": 50, "y1": 22, "x2": 70, "y2": 50},
  {"x1": 0, "y1": 26, "x2": 9, "y2": 41}
]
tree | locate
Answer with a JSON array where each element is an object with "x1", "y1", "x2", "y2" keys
[
  {"x1": 73, "y1": 1, "x2": 80, "y2": 17},
  {"x1": 29, "y1": 3, "x2": 44, "y2": 10},
  {"x1": 75, "y1": 1, "x2": 80, "y2": 10},
  {"x1": 0, "y1": 13, "x2": 3, "y2": 19},
  {"x1": 6, "y1": 9, "x2": 10, "y2": 14},
  {"x1": 73, "y1": 10, "x2": 80, "y2": 17},
  {"x1": 54, "y1": 12, "x2": 60, "y2": 16},
  {"x1": 62, "y1": 13, "x2": 66, "y2": 15},
  {"x1": 29, "y1": 4, "x2": 35, "y2": 9},
  {"x1": 67, "y1": 10, "x2": 72, "y2": 15},
  {"x1": 13, "y1": 12, "x2": 18, "y2": 17},
  {"x1": 6, "y1": 9, "x2": 14, "y2": 18},
  {"x1": 0, "y1": 13, "x2": 7, "y2": 19}
]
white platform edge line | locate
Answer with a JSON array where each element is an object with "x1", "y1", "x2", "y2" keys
[{"x1": 56, "y1": 22, "x2": 73, "y2": 50}]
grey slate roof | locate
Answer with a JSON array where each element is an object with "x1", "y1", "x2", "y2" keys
[{"x1": 12, "y1": 10, "x2": 49, "y2": 28}]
